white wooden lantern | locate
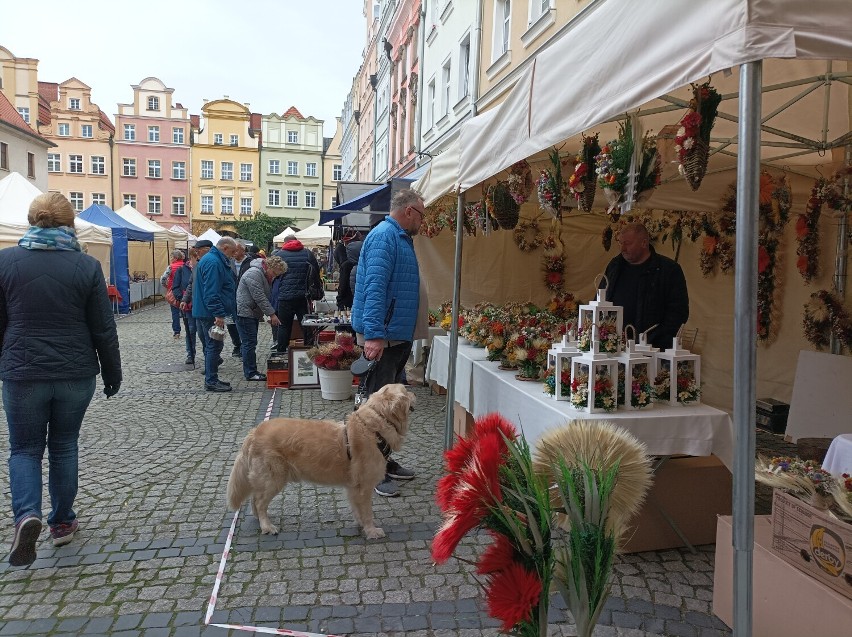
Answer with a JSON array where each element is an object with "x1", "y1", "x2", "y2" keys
[
  {"x1": 547, "y1": 332, "x2": 581, "y2": 401},
  {"x1": 577, "y1": 276, "x2": 623, "y2": 356},
  {"x1": 652, "y1": 337, "x2": 701, "y2": 406},
  {"x1": 569, "y1": 354, "x2": 618, "y2": 413},
  {"x1": 615, "y1": 337, "x2": 654, "y2": 410}
]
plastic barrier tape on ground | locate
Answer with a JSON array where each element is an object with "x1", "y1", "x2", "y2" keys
[{"x1": 203, "y1": 390, "x2": 340, "y2": 637}]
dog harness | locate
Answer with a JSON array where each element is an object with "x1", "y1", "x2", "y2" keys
[{"x1": 343, "y1": 425, "x2": 392, "y2": 461}]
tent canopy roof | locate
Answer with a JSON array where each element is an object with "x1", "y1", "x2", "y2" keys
[
  {"x1": 294, "y1": 222, "x2": 332, "y2": 247},
  {"x1": 78, "y1": 204, "x2": 154, "y2": 242},
  {"x1": 113, "y1": 205, "x2": 187, "y2": 242}
]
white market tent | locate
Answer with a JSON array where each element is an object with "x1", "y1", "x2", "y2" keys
[
  {"x1": 413, "y1": 1, "x2": 852, "y2": 632},
  {"x1": 114, "y1": 205, "x2": 188, "y2": 242},
  {"x1": 169, "y1": 225, "x2": 197, "y2": 242},
  {"x1": 114, "y1": 204, "x2": 190, "y2": 280},
  {"x1": 294, "y1": 222, "x2": 332, "y2": 248},
  {"x1": 272, "y1": 226, "x2": 300, "y2": 244},
  {"x1": 196, "y1": 227, "x2": 222, "y2": 244},
  {"x1": 0, "y1": 172, "x2": 113, "y2": 276}
]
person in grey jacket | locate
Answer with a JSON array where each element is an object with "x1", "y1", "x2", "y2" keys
[
  {"x1": 235, "y1": 256, "x2": 286, "y2": 380},
  {"x1": 0, "y1": 192, "x2": 121, "y2": 566}
]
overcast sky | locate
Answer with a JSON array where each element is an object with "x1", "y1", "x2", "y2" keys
[{"x1": 1, "y1": 1, "x2": 365, "y2": 137}]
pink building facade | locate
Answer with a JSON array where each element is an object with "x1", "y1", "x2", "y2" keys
[
  {"x1": 387, "y1": 0, "x2": 421, "y2": 178},
  {"x1": 357, "y1": 2, "x2": 380, "y2": 182},
  {"x1": 114, "y1": 77, "x2": 191, "y2": 231}
]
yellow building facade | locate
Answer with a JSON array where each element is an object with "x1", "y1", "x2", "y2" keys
[
  {"x1": 190, "y1": 99, "x2": 259, "y2": 234},
  {"x1": 323, "y1": 117, "x2": 343, "y2": 209}
]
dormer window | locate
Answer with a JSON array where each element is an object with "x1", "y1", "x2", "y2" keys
[
  {"x1": 147, "y1": 96, "x2": 159, "y2": 111},
  {"x1": 69, "y1": 98, "x2": 81, "y2": 110}
]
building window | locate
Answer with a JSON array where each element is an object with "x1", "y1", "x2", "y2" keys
[
  {"x1": 148, "y1": 126, "x2": 160, "y2": 142},
  {"x1": 124, "y1": 124, "x2": 135, "y2": 141},
  {"x1": 81, "y1": 124, "x2": 93, "y2": 138},
  {"x1": 268, "y1": 189, "x2": 280, "y2": 206},
  {"x1": 221, "y1": 196, "x2": 233, "y2": 214},
  {"x1": 287, "y1": 161, "x2": 298, "y2": 176},
  {"x1": 27, "y1": 152, "x2": 35, "y2": 178},
  {"x1": 305, "y1": 191, "x2": 317, "y2": 208},
  {"x1": 306, "y1": 162, "x2": 317, "y2": 177},
  {"x1": 91, "y1": 156, "x2": 105, "y2": 175},
  {"x1": 201, "y1": 195, "x2": 213, "y2": 213},
  {"x1": 229, "y1": 134, "x2": 238, "y2": 146},
  {"x1": 268, "y1": 159, "x2": 280, "y2": 174},
  {"x1": 287, "y1": 130, "x2": 298, "y2": 143},
  {"x1": 173, "y1": 127, "x2": 184, "y2": 144},
  {"x1": 92, "y1": 193, "x2": 105, "y2": 206},
  {"x1": 58, "y1": 123, "x2": 70, "y2": 136},
  {"x1": 123, "y1": 194, "x2": 136, "y2": 208},
  {"x1": 240, "y1": 197, "x2": 252, "y2": 215},
  {"x1": 69, "y1": 155, "x2": 83, "y2": 174},
  {"x1": 331, "y1": 196, "x2": 338, "y2": 207},
  {"x1": 69, "y1": 98, "x2": 80, "y2": 110},
  {"x1": 69, "y1": 192, "x2": 84, "y2": 211},
  {"x1": 148, "y1": 159, "x2": 161, "y2": 178},
  {"x1": 442, "y1": 60, "x2": 451, "y2": 116},
  {"x1": 172, "y1": 161, "x2": 186, "y2": 180},
  {"x1": 17, "y1": 107, "x2": 30, "y2": 124},
  {"x1": 427, "y1": 79, "x2": 436, "y2": 129},
  {"x1": 221, "y1": 161, "x2": 234, "y2": 181},
  {"x1": 214, "y1": 133, "x2": 223, "y2": 145},
  {"x1": 333, "y1": 164, "x2": 342, "y2": 181},
  {"x1": 201, "y1": 160, "x2": 213, "y2": 179},
  {"x1": 496, "y1": 0, "x2": 511, "y2": 57},
  {"x1": 172, "y1": 196, "x2": 186, "y2": 216},
  {"x1": 148, "y1": 195, "x2": 162, "y2": 215},
  {"x1": 0, "y1": 143, "x2": 8, "y2": 169},
  {"x1": 240, "y1": 163, "x2": 252, "y2": 182},
  {"x1": 47, "y1": 153, "x2": 61, "y2": 172},
  {"x1": 459, "y1": 35, "x2": 471, "y2": 100},
  {"x1": 286, "y1": 190, "x2": 298, "y2": 207},
  {"x1": 147, "y1": 96, "x2": 159, "y2": 111},
  {"x1": 122, "y1": 158, "x2": 136, "y2": 177}
]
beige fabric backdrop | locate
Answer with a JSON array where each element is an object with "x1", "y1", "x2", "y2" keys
[
  {"x1": 415, "y1": 203, "x2": 849, "y2": 412},
  {"x1": 128, "y1": 242, "x2": 172, "y2": 281}
]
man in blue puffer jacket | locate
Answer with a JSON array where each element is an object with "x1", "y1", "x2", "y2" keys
[{"x1": 351, "y1": 189, "x2": 424, "y2": 498}]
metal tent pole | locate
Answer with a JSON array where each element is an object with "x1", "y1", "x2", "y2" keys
[
  {"x1": 732, "y1": 60, "x2": 762, "y2": 637},
  {"x1": 830, "y1": 145, "x2": 851, "y2": 354},
  {"x1": 444, "y1": 192, "x2": 465, "y2": 450}
]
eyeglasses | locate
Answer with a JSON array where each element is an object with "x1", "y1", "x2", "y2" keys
[{"x1": 408, "y1": 205, "x2": 425, "y2": 220}]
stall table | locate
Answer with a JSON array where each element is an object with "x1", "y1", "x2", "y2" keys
[{"x1": 823, "y1": 433, "x2": 852, "y2": 477}]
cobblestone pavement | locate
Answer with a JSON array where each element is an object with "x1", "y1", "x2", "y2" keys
[{"x1": 0, "y1": 304, "x2": 796, "y2": 636}]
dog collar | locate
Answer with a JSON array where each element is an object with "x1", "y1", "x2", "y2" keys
[{"x1": 343, "y1": 425, "x2": 392, "y2": 461}]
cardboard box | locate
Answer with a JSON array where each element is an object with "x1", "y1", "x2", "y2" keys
[
  {"x1": 453, "y1": 402, "x2": 475, "y2": 439},
  {"x1": 714, "y1": 515, "x2": 852, "y2": 635},
  {"x1": 429, "y1": 381, "x2": 447, "y2": 396},
  {"x1": 621, "y1": 455, "x2": 732, "y2": 553},
  {"x1": 771, "y1": 489, "x2": 852, "y2": 600}
]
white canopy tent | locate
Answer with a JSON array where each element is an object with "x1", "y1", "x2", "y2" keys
[
  {"x1": 413, "y1": 2, "x2": 852, "y2": 632},
  {"x1": 196, "y1": 228, "x2": 222, "y2": 244},
  {"x1": 272, "y1": 226, "x2": 300, "y2": 244},
  {"x1": 169, "y1": 225, "x2": 197, "y2": 242},
  {"x1": 294, "y1": 222, "x2": 332, "y2": 248},
  {"x1": 115, "y1": 204, "x2": 190, "y2": 280},
  {"x1": 114, "y1": 205, "x2": 188, "y2": 242},
  {"x1": 0, "y1": 172, "x2": 113, "y2": 276}
]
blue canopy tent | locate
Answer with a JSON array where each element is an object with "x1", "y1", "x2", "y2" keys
[{"x1": 78, "y1": 204, "x2": 154, "y2": 314}]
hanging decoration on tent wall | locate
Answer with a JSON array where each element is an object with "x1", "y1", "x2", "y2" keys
[
  {"x1": 513, "y1": 218, "x2": 544, "y2": 252},
  {"x1": 506, "y1": 160, "x2": 534, "y2": 206},
  {"x1": 567, "y1": 133, "x2": 601, "y2": 212},
  {"x1": 420, "y1": 195, "x2": 450, "y2": 238},
  {"x1": 796, "y1": 167, "x2": 852, "y2": 283},
  {"x1": 690, "y1": 201, "x2": 736, "y2": 276},
  {"x1": 802, "y1": 290, "x2": 852, "y2": 353},
  {"x1": 675, "y1": 82, "x2": 722, "y2": 191},
  {"x1": 485, "y1": 181, "x2": 521, "y2": 229},
  {"x1": 541, "y1": 230, "x2": 566, "y2": 292},
  {"x1": 536, "y1": 148, "x2": 567, "y2": 219},
  {"x1": 463, "y1": 199, "x2": 488, "y2": 236},
  {"x1": 595, "y1": 119, "x2": 661, "y2": 217}
]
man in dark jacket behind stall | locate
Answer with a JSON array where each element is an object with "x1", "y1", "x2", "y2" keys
[
  {"x1": 273, "y1": 233, "x2": 322, "y2": 353},
  {"x1": 602, "y1": 222, "x2": 689, "y2": 349}
]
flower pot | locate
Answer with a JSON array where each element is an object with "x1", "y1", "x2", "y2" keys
[{"x1": 318, "y1": 368, "x2": 353, "y2": 400}]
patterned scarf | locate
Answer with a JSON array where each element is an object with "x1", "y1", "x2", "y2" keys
[{"x1": 18, "y1": 225, "x2": 82, "y2": 252}]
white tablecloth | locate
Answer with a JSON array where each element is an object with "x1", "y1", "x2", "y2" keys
[
  {"x1": 822, "y1": 434, "x2": 852, "y2": 477},
  {"x1": 427, "y1": 336, "x2": 734, "y2": 470},
  {"x1": 412, "y1": 326, "x2": 445, "y2": 367}
]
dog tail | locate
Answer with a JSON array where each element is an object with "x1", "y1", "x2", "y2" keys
[{"x1": 226, "y1": 440, "x2": 253, "y2": 510}]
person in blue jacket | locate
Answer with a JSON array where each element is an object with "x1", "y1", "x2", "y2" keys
[
  {"x1": 351, "y1": 189, "x2": 424, "y2": 498},
  {"x1": 192, "y1": 237, "x2": 237, "y2": 392}
]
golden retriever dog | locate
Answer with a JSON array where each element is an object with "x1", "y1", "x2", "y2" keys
[{"x1": 226, "y1": 383, "x2": 416, "y2": 539}]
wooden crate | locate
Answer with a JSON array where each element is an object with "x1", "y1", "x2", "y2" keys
[{"x1": 267, "y1": 369, "x2": 289, "y2": 388}]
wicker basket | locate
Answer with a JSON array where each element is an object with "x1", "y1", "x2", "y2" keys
[
  {"x1": 578, "y1": 173, "x2": 597, "y2": 212},
  {"x1": 683, "y1": 137, "x2": 710, "y2": 191},
  {"x1": 487, "y1": 182, "x2": 520, "y2": 229}
]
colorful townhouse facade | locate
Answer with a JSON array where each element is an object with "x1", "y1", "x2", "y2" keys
[
  {"x1": 190, "y1": 98, "x2": 260, "y2": 235},
  {"x1": 40, "y1": 78, "x2": 115, "y2": 211},
  {"x1": 114, "y1": 77, "x2": 192, "y2": 231},
  {"x1": 322, "y1": 117, "x2": 343, "y2": 209},
  {"x1": 357, "y1": 1, "x2": 380, "y2": 182},
  {"x1": 386, "y1": 0, "x2": 420, "y2": 178},
  {"x1": 259, "y1": 107, "x2": 324, "y2": 227},
  {"x1": 339, "y1": 78, "x2": 359, "y2": 183}
]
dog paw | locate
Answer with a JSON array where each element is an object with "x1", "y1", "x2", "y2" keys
[
  {"x1": 364, "y1": 527, "x2": 386, "y2": 540},
  {"x1": 260, "y1": 524, "x2": 279, "y2": 535}
]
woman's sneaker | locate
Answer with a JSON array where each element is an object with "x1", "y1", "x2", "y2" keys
[
  {"x1": 386, "y1": 459, "x2": 415, "y2": 480},
  {"x1": 50, "y1": 520, "x2": 78, "y2": 547},
  {"x1": 8, "y1": 515, "x2": 42, "y2": 566}
]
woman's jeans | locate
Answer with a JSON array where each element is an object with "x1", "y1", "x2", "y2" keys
[
  {"x1": 182, "y1": 310, "x2": 197, "y2": 361},
  {"x1": 170, "y1": 305, "x2": 182, "y2": 335},
  {"x1": 3, "y1": 377, "x2": 96, "y2": 526},
  {"x1": 235, "y1": 316, "x2": 260, "y2": 378}
]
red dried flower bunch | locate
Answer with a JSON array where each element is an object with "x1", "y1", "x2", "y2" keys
[{"x1": 305, "y1": 332, "x2": 362, "y2": 370}]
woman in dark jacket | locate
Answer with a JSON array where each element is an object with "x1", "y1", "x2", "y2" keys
[
  {"x1": 171, "y1": 247, "x2": 198, "y2": 365},
  {"x1": 0, "y1": 192, "x2": 121, "y2": 567}
]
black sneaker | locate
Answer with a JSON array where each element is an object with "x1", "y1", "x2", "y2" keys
[
  {"x1": 232, "y1": 347, "x2": 241, "y2": 358},
  {"x1": 386, "y1": 460, "x2": 415, "y2": 481},
  {"x1": 374, "y1": 477, "x2": 400, "y2": 497},
  {"x1": 205, "y1": 381, "x2": 232, "y2": 392},
  {"x1": 184, "y1": 356, "x2": 195, "y2": 365},
  {"x1": 246, "y1": 373, "x2": 267, "y2": 381},
  {"x1": 8, "y1": 515, "x2": 41, "y2": 567}
]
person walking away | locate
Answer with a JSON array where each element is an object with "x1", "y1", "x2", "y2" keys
[
  {"x1": 235, "y1": 256, "x2": 286, "y2": 380},
  {"x1": 351, "y1": 189, "x2": 424, "y2": 497},
  {"x1": 192, "y1": 237, "x2": 237, "y2": 392},
  {"x1": 273, "y1": 232, "x2": 322, "y2": 352},
  {"x1": 172, "y1": 247, "x2": 199, "y2": 365},
  {"x1": 336, "y1": 233, "x2": 363, "y2": 311},
  {"x1": 160, "y1": 249, "x2": 186, "y2": 339},
  {"x1": 0, "y1": 192, "x2": 122, "y2": 566},
  {"x1": 179, "y1": 240, "x2": 212, "y2": 363}
]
